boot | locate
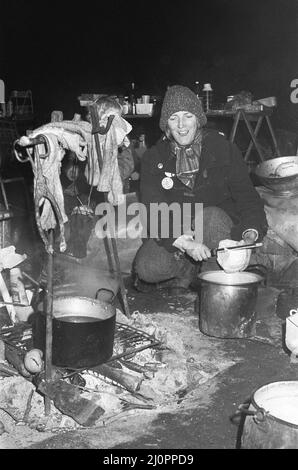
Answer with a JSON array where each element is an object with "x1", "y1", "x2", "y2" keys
[
  {"x1": 132, "y1": 272, "x2": 159, "y2": 293},
  {"x1": 160, "y1": 261, "x2": 198, "y2": 296}
]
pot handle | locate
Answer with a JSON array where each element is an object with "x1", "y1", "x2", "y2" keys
[
  {"x1": 95, "y1": 288, "x2": 116, "y2": 303},
  {"x1": 289, "y1": 308, "x2": 298, "y2": 316}
]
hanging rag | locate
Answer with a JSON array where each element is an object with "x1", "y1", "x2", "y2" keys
[
  {"x1": 23, "y1": 121, "x2": 92, "y2": 249},
  {"x1": 30, "y1": 120, "x2": 92, "y2": 160},
  {"x1": 31, "y1": 116, "x2": 132, "y2": 205},
  {"x1": 84, "y1": 114, "x2": 132, "y2": 205},
  {"x1": 29, "y1": 132, "x2": 68, "y2": 232},
  {"x1": 22, "y1": 114, "x2": 131, "y2": 252}
]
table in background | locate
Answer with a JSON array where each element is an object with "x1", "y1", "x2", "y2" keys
[{"x1": 206, "y1": 108, "x2": 281, "y2": 162}]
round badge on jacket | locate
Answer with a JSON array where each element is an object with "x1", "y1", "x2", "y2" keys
[{"x1": 161, "y1": 176, "x2": 174, "y2": 189}]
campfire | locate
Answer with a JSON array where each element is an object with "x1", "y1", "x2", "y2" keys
[{"x1": 0, "y1": 305, "x2": 237, "y2": 442}]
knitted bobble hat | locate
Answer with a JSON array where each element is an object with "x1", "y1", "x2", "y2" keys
[{"x1": 159, "y1": 85, "x2": 207, "y2": 132}]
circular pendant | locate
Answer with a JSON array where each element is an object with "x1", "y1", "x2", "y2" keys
[{"x1": 161, "y1": 176, "x2": 174, "y2": 189}]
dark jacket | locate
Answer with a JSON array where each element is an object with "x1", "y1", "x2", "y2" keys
[{"x1": 140, "y1": 129, "x2": 268, "y2": 252}]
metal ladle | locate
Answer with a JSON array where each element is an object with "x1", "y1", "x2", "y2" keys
[{"x1": 210, "y1": 242, "x2": 262, "y2": 257}]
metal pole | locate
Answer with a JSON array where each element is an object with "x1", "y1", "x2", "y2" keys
[
  {"x1": 104, "y1": 232, "x2": 116, "y2": 274},
  {"x1": 108, "y1": 229, "x2": 131, "y2": 318},
  {"x1": 89, "y1": 104, "x2": 130, "y2": 318},
  {"x1": 44, "y1": 229, "x2": 54, "y2": 416}
]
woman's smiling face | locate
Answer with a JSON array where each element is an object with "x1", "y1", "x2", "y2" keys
[{"x1": 167, "y1": 111, "x2": 198, "y2": 146}]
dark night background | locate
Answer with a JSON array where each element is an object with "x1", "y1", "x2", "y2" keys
[{"x1": 1, "y1": 0, "x2": 298, "y2": 133}]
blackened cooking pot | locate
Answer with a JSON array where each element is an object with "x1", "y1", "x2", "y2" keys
[{"x1": 33, "y1": 293, "x2": 116, "y2": 369}]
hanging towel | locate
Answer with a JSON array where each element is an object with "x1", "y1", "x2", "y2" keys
[
  {"x1": 30, "y1": 120, "x2": 92, "y2": 160},
  {"x1": 28, "y1": 131, "x2": 68, "y2": 233}
]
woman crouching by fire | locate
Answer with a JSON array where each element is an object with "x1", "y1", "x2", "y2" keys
[{"x1": 133, "y1": 85, "x2": 268, "y2": 296}]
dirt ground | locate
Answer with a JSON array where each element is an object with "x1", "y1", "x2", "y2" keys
[{"x1": 0, "y1": 183, "x2": 297, "y2": 450}]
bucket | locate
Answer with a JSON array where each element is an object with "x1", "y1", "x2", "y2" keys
[
  {"x1": 198, "y1": 270, "x2": 263, "y2": 338},
  {"x1": 241, "y1": 381, "x2": 298, "y2": 448}
]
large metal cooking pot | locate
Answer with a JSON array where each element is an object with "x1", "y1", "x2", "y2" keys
[
  {"x1": 33, "y1": 292, "x2": 116, "y2": 369},
  {"x1": 255, "y1": 156, "x2": 298, "y2": 193},
  {"x1": 241, "y1": 381, "x2": 298, "y2": 448},
  {"x1": 198, "y1": 270, "x2": 263, "y2": 338}
]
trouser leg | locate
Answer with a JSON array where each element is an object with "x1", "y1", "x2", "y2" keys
[
  {"x1": 133, "y1": 239, "x2": 197, "y2": 288},
  {"x1": 134, "y1": 206, "x2": 235, "y2": 287},
  {"x1": 200, "y1": 206, "x2": 233, "y2": 272}
]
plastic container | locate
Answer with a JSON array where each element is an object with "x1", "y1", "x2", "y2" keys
[{"x1": 135, "y1": 103, "x2": 153, "y2": 115}]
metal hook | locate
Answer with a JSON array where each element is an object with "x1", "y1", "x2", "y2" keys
[{"x1": 88, "y1": 104, "x2": 115, "y2": 135}]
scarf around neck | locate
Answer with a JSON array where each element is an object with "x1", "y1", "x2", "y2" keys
[{"x1": 170, "y1": 130, "x2": 202, "y2": 189}]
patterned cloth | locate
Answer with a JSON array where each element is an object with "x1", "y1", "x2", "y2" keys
[{"x1": 171, "y1": 131, "x2": 202, "y2": 189}]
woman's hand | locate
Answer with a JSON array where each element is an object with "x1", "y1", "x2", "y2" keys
[{"x1": 184, "y1": 240, "x2": 211, "y2": 261}]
